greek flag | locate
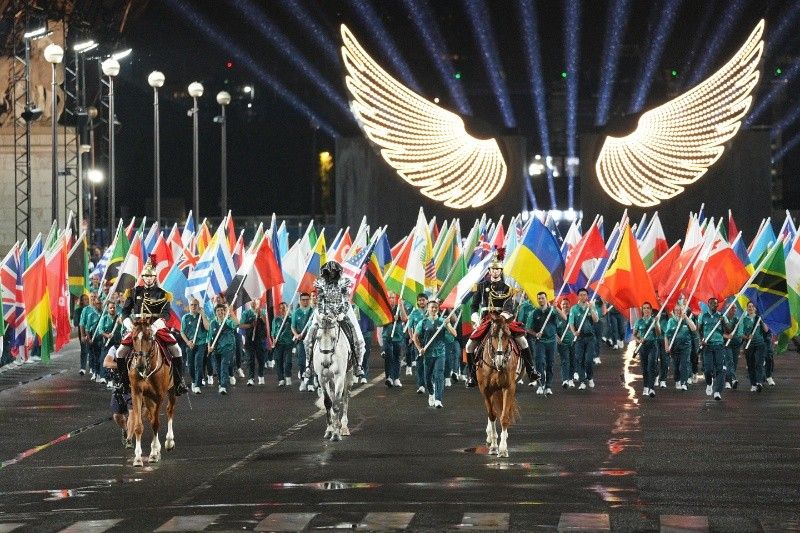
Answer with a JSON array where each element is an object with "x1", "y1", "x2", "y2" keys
[{"x1": 185, "y1": 234, "x2": 235, "y2": 306}]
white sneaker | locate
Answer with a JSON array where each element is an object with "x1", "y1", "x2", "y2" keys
[
  {"x1": 519, "y1": 379, "x2": 526, "y2": 385},
  {"x1": 527, "y1": 380, "x2": 536, "y2": 387},
  {"x1": 219, "y1": 386, "x2": 227, "y2": 395},
  {"x1": 593, "y1": 357, "x2": 601, "y2": 365},
  {"x1": 568, "y1": 380, "x2": 575, "y2": 388},
  {"x1": 705, "y1": 385, "x2": 712, "y2": 396},
  {"x1": 686, "y1": 376, "x2": 693, "y2": 384},
  {"x1": 445, "y1": 378, "x2": 452, "y2": 387},
  {"x1": 79, "y1": 369, "x2": 85, "y2": 376},
  {"x1": 229, "y1": 375, "x2": 236, "y2": 385},
  {"x1": 208, "y1": 375, "x2": 214, "y2": 385},
  {"x1": 573, "y1": 372, "x2": 580, "y2": 381},
  {"x1": 578, "y1": 383, "x2": 587, "y2": 390},
  {"x1": 99, "y1": 377, "x2": 107, "y2": 384},
  {"x1": 767, "y1": 377, "x2": 776, "y2": 386},
  {"x1": 191, "y1": 385, "x2": 201, "y2": 394},
  {"x1": 406, "y1": 367, "x2": 412, "y2": 376},
  {"x1": 750, "y1": 385, "x2": 757, "y2": 392},
  {"x1": 562, "y1": 380, "x2": 569, "y2": 389},
  {"x1": 359, "y1": 377, "x2": 367, "y2": 384},
  {"x1": 434, "y1": 400, "x2": 443, "y2": 408},
  {"x1": 714, "y1": 392, "x2": 722, "y2": 401},
  {"x1": 724, "y1": 382, "x2": 732, "y2": 389},
  {"x1": 393, "y1": 379, "x2": 403, "y2": 387},
  {"x1": 616, "y1": 340, "x2": 624, "y2": 349},
  {"x1": 536, "y1": 386, "x2": 544, "y2": 395},
  {"x1": 285, "y1": 377, "x2": 292, "y2": 386},
  {"x1": 675, "y1": 382, "x2": 682, "y2": 390},
  {"x1": 268, "y1": 360, "x2": 275, "y2": 368},
  {"x1": 416, "y1": 386, "x2": 426, "y2": 394},
  {"x1": 643, "y1": 387, "x2": 650, "y2": 396},
  {"x1": 258, "y1": 377, "x2": 265, "y2": 385},
  {"x1": 588, "y1": 379, "x2": 595, "y2": 388},
  {"x1": 247, "y1": 379, "x2": 254, "y2": 386},
  {"x1": 681, "y1": 384, "x2": 688, "y2": 391},
  {"x1": 411, "y1": 361, "x2": 417, "y2": 367},
  {"x1": 308, "y1": 384, "x2": 316, "y2": 392},
  {"x1": 649, "y1": 389, "x2": 656, "y2": 398},
  {"x1": 106, "y1": 381, "x2": 114, "y2": 390},
  {"x1": 545, "y1": 388, "x2": 553, "y2": 395},
  {"x1": 428, "y1": 394, "x2": 435, "y2": 407},
  {"x1": 278, "y1": 379, "x2": 285, "y2": 387},
  {"x1": 659, "y1": 381, "x2": 666, "y2": 388},
  {"x1": 298, "y1": 379, "x2": 307, "y2": 392},
  {"x1": 237, "y1": 368, "x2": 245, "y2": 378}
]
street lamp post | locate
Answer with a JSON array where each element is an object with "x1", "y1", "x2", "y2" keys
[
  {"x1": 44, "y1": 43, "x2": 64, "y2": 225},
  {"x1": 101, "y1": 58, "x2": 120, "y2": 235},
  {"x1": 148, "y1": 71, "x2": 165, "y2": 224},
  {"x1": 215, "y1": 91, "x2": 231, "y2": 217},
  {"x1": 188, "y1": 82, "x2": 204, "y2": 220}
]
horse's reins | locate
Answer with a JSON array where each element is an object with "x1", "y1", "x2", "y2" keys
[{"x1": 316, "y1": 318, "x2": 344, "y2": 367}]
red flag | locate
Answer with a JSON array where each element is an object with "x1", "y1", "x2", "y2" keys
[
  {"x1": 597, "y1": 224, "x2": 657, "y2": 318},
  {"x1": 490, "y1": 222, "x2": 505, "y2": 249},
  {"x1": 254, "y1": 238, "x2": 284, "y2": 290},
  {"x1": 166, "y1": 223, "x2": 184, "y2": 261},
  {"x1": 390, "y1": 236, "x2": 407, "y2": 260},
  {"x1": 333, "y1": 231, "x2": 352, "y2": 263},
  {"x1": 226, "y1": 215, "x2": 237, "y2": 253},
  {"x1": 45, "y1": 239, "x2": 71, "y2": 352},
  {"x1": 691, "y1": 238, "x2": 749, "y2": 305},
  {"x1": 152, "y1": 233, "x2": 174, "y2": 283},
  {"x1": 728, "y1": 210, "x2": 740, "y2": 243},
  {"x1": 647, "y1": 241, "x2": 681, "y2": 297},
  {"x1": 564, "y1": 222, "x2": 607, "y2": 284}
]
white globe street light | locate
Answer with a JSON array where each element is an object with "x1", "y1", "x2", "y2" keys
[
  {"x1": 149, "y1": 71, "x2": 165, "y2": 223},
  {"x1": 216, "y1": 91, "x2": 231, "y2": 216},
  {"x1": 188, "y1": 82, "x2": 204, "y2": 218},
  {"x1": 44, "y1": 43, "x2": 64, "y2": 225},
  {"x1": 102, "y1": 58, "x2": 120, "y2": 234}
]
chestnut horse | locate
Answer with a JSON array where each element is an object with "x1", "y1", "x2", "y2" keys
[
  {"x1": 476, "y1": 314, "x2": 520, "y2": 457},
  {"x1": 128, "y1": 318, "x2": 176, "y2": 466}
]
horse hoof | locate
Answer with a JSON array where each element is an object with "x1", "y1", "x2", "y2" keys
[
  {"x1": 341, "y1": 426, "x2": 350, "y2": 436},
  {"x1": 133, "y1": 457, "x2": 144, "y2": 467},
  {"x1": 324, "y1": 431, "x2": 332, "y2": 439},
  {"x1": 149, "y1": 453, "x2": 161, "y2": 463},
  {"x1": 165, "y1": 439, "x2": 175, "y2": 451},
  {"x1": 498, "y1": 448, "x2": 509, "y2": 458},
  {"x1": 330, "y1": 433, "x2": 341, "y2": 442},
  {"x1": 488, "y1": 446, "x2": 498, "y2": 455}
]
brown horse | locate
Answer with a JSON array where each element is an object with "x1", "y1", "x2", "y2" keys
[
  {"x1": 128, "y1": 319, "x2": 176, "y2": 467},
  {"x1": 476, "y1": 314, "x2": 520, "y2": 457}
]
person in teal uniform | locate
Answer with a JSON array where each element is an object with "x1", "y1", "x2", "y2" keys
[
  {"x1": 654, "y1": 297, "x2": 671, "y2": 388},
  {"x1": 634, "y1": 302, "x2": 661, "y2": 398},
  {"x1": 292, "y1": 292, "x2": 314, "y2": 391},
  {"x1": 207, "y1": 303, "x2": 240, "y2": 395},
  {"x1": 272, "y1": 302, "x2": 294, "y2": 386},
  {"x1": 722, "y1": 304, "x2": 742, "y2": 389},
  {"x1": 739, "y1": 301, "x2": 769, "y2": 392},
  {"x1": 80, "y1": 292, "x2": 103, "y2": 382},
  {"x1": 240, "y1": 297, "x2": 268, "y2": 386},
  {"x1": 664, "y1": 304, "x2": 696, "y2": 390},
  {"x1": 406, "y1": 293, "x2": 428, "y2": 392},
  {"x1": 698, "y1": 297, "x2": 729, "y2": 400},
  {"x1": 414, "y1": 299, "x2": 456, "y2": 409},
  {"x1": 569, "y1": 288, "x2": 599, "y2": 389},
  {"x1": 527, "y1": 292, "x2": 557, "y2": 395},
  {"x1": 380, "y1": 292, "x2": 407, "y2": 387},
  {"x1": 180, "y1": 298, "x2": 210, "y2": 394},
  {"x1": 555, "y1": 299, "x2": 575, "y2": 388},
  {"x1": 97, "y1": 300, "x2": 122, "y2": 385}
]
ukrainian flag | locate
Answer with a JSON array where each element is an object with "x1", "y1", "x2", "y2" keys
[{"x1": 506, "y1": 217, "x2": 564, "y2": 300}]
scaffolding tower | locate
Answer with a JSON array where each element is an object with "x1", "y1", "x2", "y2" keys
[{"x1": 11, "y1": 1, "x2": 33, "y2": 244}]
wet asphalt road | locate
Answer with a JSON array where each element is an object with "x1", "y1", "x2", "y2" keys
[{"x1": 0, "y1": 341, "x2": 799, "y2": 532}]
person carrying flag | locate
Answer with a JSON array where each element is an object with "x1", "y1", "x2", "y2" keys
[{"x1": 116, "y1": 255, "x2": 188, "y2": 396}]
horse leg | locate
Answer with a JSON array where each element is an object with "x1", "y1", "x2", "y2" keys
[
  {"x1": 498, "y1": 388, "x2": 511, "y2": 458},
  {"x1": 132, "y1": 393, "x2": 145, "y2": 467},
  {"x1": 483, "y1": 392, "x2": 498, "y2": 454},
  {"x1": 148, "y1": 399, "x2": 162, "y2": 463},
  {"x1": 164, "y1": 391, "x2": 176, "y2": 451},
  {"x1": 340, "y1": 371, "x2": 352, "y2": 436},
  {"x1": 323, "y1": 392, "x2": 334, "y2": 439},
  {"x1": 329, "y1": 380, "x2": 343, "y2": 442}
]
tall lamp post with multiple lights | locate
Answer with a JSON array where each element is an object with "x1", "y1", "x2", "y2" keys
[
  {"x1": 188, "y1": 82, "x2": 204, "y2": 220},
  {"x1": 215, "y1": 91, "x2": 231, "y2": 216},
  {"x1": 148, "y1": 71, "x2": 165, "y2": 223},
  {"x1": 43, "y1": 42, "x2": 64, "y2": 225},
  {"x1": 101, "y1": 57, "x2": 120, "y2": 234}
]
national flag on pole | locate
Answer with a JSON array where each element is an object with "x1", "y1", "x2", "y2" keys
[
  {"x1": 167, "y1": 223, "x2": 184, "y2": 262},
  {"x1": 597, "y1": 224, "x2": 657, "y2": 318},
  {"x1": 143, "y1": 222, "x2": 160, "y2": 257},
  {"x1": 186, "y1": 224, "x2": 236, "y2": 304},
  {"x1": 438, "y1": 255, "x2": 468, "y2": 308},
  {"x1": 108, "y1": 233, "x2": 145, "y2": 298},
  {"x1": 332, "y1": 228, "x2": 352, "y2": 262},
  {"x1": 505, "y1": 216, "x2": 565, "y2": 300},
  {"x1": 353, "y1": 252, "x2": 393, "y2": 326},
  {"x1": 1, "y1": 246, "x2": 18, "y2": 336},
  {"x1": 226, "y1": 213, "x2": 237, "y2": 252},
  {"x1": 749, "y1": 219, "x2": 775, "y2": 264},
  {"x1": 104, "y1": 224, "x2": 131, "y2": 287},
  {"x1": 564, "y1": 220, "x2": 607, "y2": 285},
  {"x1": 691, "y1": 234, "x2": 750, "y2": 305},
  {"x1": 728, "y1": 209, "x2": 740, "y2": 243},
  {"x1": 384, "y1": 227, "x2": 426, "y2": 305},
  {"x1": 342, "y1": 237, "x2": 376, "y2": 294},
  {"x1": 68, "y1": 233, "x2": 89, "y2": 297},
  {"x1": 124, "y1": 217, "x2": 137, "y2": 241},
  {"x1": 744, "y1": 241, "x2": 792, "y2": 336},
  {"x1": 28, "y1": 233, "x2": 43, "y2": 265},
  {"x1": 374, "y1": 229, "x2": 392, "y2": 271},
  {"x1": 231, "y1": 230, "x2": 245, "y2": 270},
  {"x1": 182, "y1": 211, "x2": 196, "y2": 248},
  {"x1": 152, "y1": 233, "x2": 174, "y2": 283},
  {"x1": 45, "y1": 231, "x2": 72, "y2": 351},
  {"x1": 299, "y1": 232, "x2": 327, "y2": 294},
  {"x1": 560, "y1": 220, "x2": 581, "y2": 260},
  {"x1": 161, "y1": 263, "x2": 190, "y2": 330},
  {"x1": 783, "y1": 234, "x2": 800, "y2": 350},
  {"x1": 638, "y1": 212, "x2": 668, "y2": 268},
  {"x1": 281, "y1": 222, "x2": 315, "y2": 303},
  {"x1": 647, "y1": 241, "x2": 681, "y2": 298},
  {"x1": 196, "y1": 220, "x2": 212, "y2": 255},
  {"x1": 454, "y1": 253, "x2": 493, "y2": 308},
  {"x1": 22, "y1": 254, "x2": 52, "y2": 362}
]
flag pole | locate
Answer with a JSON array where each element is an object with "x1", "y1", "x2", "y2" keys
[
  {"x1": 208, "y1": 271, "x2": 248, "y2": 351},
  {"x1": 422, "y1": 309, "x2": 462, "y2": 352},
  {"x1": 744, "y1": 317, "x2": 762, "y2": 350}
]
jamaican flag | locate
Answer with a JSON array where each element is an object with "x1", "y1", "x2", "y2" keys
[{"x1": 68, "y1": 234, "x2": 89, "y2": 297}]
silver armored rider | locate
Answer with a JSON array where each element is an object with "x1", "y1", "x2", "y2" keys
[{"x1": 303, "y1": 261, "x2": 366, "y2": 378}]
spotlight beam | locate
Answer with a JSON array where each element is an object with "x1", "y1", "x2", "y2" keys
[
  {"x1": 164, "y1": 0, "x2": 340, "y2": 138},
  {"x1": 345, "y1": 0, "x2": 423, "y2": 93},
  {"x1": 275, "y1": 0, "x2": 340, "y2": 66},
  {"x1": 685, "y1": 0, "x2": 747, "y2": 87},
  {"x1": 595, "y1": 0, "x2": 631, "y2": 127},
  {"x1": 676, "y1": 2, "x2": 716, "y2": 90},
  {"x1": 402, "y1": 0, "x2": 473, "y2": 116},
  {"x1": 765, "y1": 2, "x2": 800, "y2": 59},
  {"x1": 461, "y1": 0, "x2": 517, "y2": 128},
  {"x1": 231, "y1": 0, "x2": 352, "y2": 120},
  {"x1": 746, "y1": 60, "x2": 800, "y2": 127},
  {"x1": 564, "y1": 0, "x2": 581, "y2": 208},
  {"x1": 628, "y1": 0, "x2": 682, "y2": 114},
  {"x1": 772, "y1": 100, "x2": 800, "y2": 137},
  {"x1": 773, "y1": 130, "x2": 800, "y2": 163}
]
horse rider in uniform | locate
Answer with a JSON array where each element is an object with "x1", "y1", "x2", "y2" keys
[
  {"x1": 464, "y1": 249, "x2": 538, "y2": 387},
  {"x1": 303, "y1": 261, "x2": 366, "y2": 379},
  {"x1": 115, "y1": 255, "x2": 188, "y2": 396}
]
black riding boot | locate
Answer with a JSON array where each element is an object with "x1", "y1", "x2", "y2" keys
[
  {"x1": 172, "y1": 356, "x2": 188, "y2": 396},
  {"x1": 520, "y1": 347, "x2": 540, "y2": 382},
  {"x1": 466, "y1": 351, "x2": 477, "y2": 387}
]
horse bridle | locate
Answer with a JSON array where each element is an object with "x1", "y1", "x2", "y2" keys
[
  {"x1": 479, "y1": 320, "x2": 517, "y2": 372},
  {"x1": 316, "y1": 315, "x2": 343, "y2": 359},
  {"x1": 129, "y1": 330, "x2": 162, "y2": 379}
]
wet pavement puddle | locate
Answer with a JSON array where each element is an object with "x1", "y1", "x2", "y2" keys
[{"x1": 271, "y1": 481, "x2": 380, "y2": 490}]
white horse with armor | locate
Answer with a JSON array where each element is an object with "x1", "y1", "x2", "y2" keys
[{"x1": 311, "y1": 311, "x2": 353, "y2": 441}]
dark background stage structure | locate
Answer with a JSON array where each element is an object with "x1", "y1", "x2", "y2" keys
[
  {"x1": 579, "y1": 130, "x2": 773, "y2": 242},
  {"x1": 336, "y1": 136, "x2": 527, "y2": 241}
]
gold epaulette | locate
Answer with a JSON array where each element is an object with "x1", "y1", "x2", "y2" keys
[
  {"x1": 471, "y1": 283, "x2": 478, "y2": 292},
  {"x1": 122, "y1": 288, "x2": 131, "y2": 300},
  {"x1": 164, "y1": 290, "x2": 173, "y2": 302}
]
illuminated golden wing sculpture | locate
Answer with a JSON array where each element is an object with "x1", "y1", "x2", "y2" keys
[
  {"x1": 596, "y1": 20, "x2": 764, "y2": 207},
  {"x1": 340, "y1": 24, "x2": 507, "y2": 209}
]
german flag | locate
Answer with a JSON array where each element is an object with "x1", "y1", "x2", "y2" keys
[{"x1": 353, "y1": 253, "x2": 393, "y2": 327}]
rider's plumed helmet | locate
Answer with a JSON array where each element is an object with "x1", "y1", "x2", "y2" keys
[
  {"x1": 141, "y1": 255, "x2": 157, "y2": 278},
  {"x1": 488, "y1": 247, "x2": 505, "y2": 270}
]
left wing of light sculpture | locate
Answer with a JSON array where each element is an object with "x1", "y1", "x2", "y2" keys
[
  {"x1": 340, "y1": 24, "x2": 507, "y2": 209},
  {"x1": 596, "y1": 19, "x2": 764, "y2": 207}
]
